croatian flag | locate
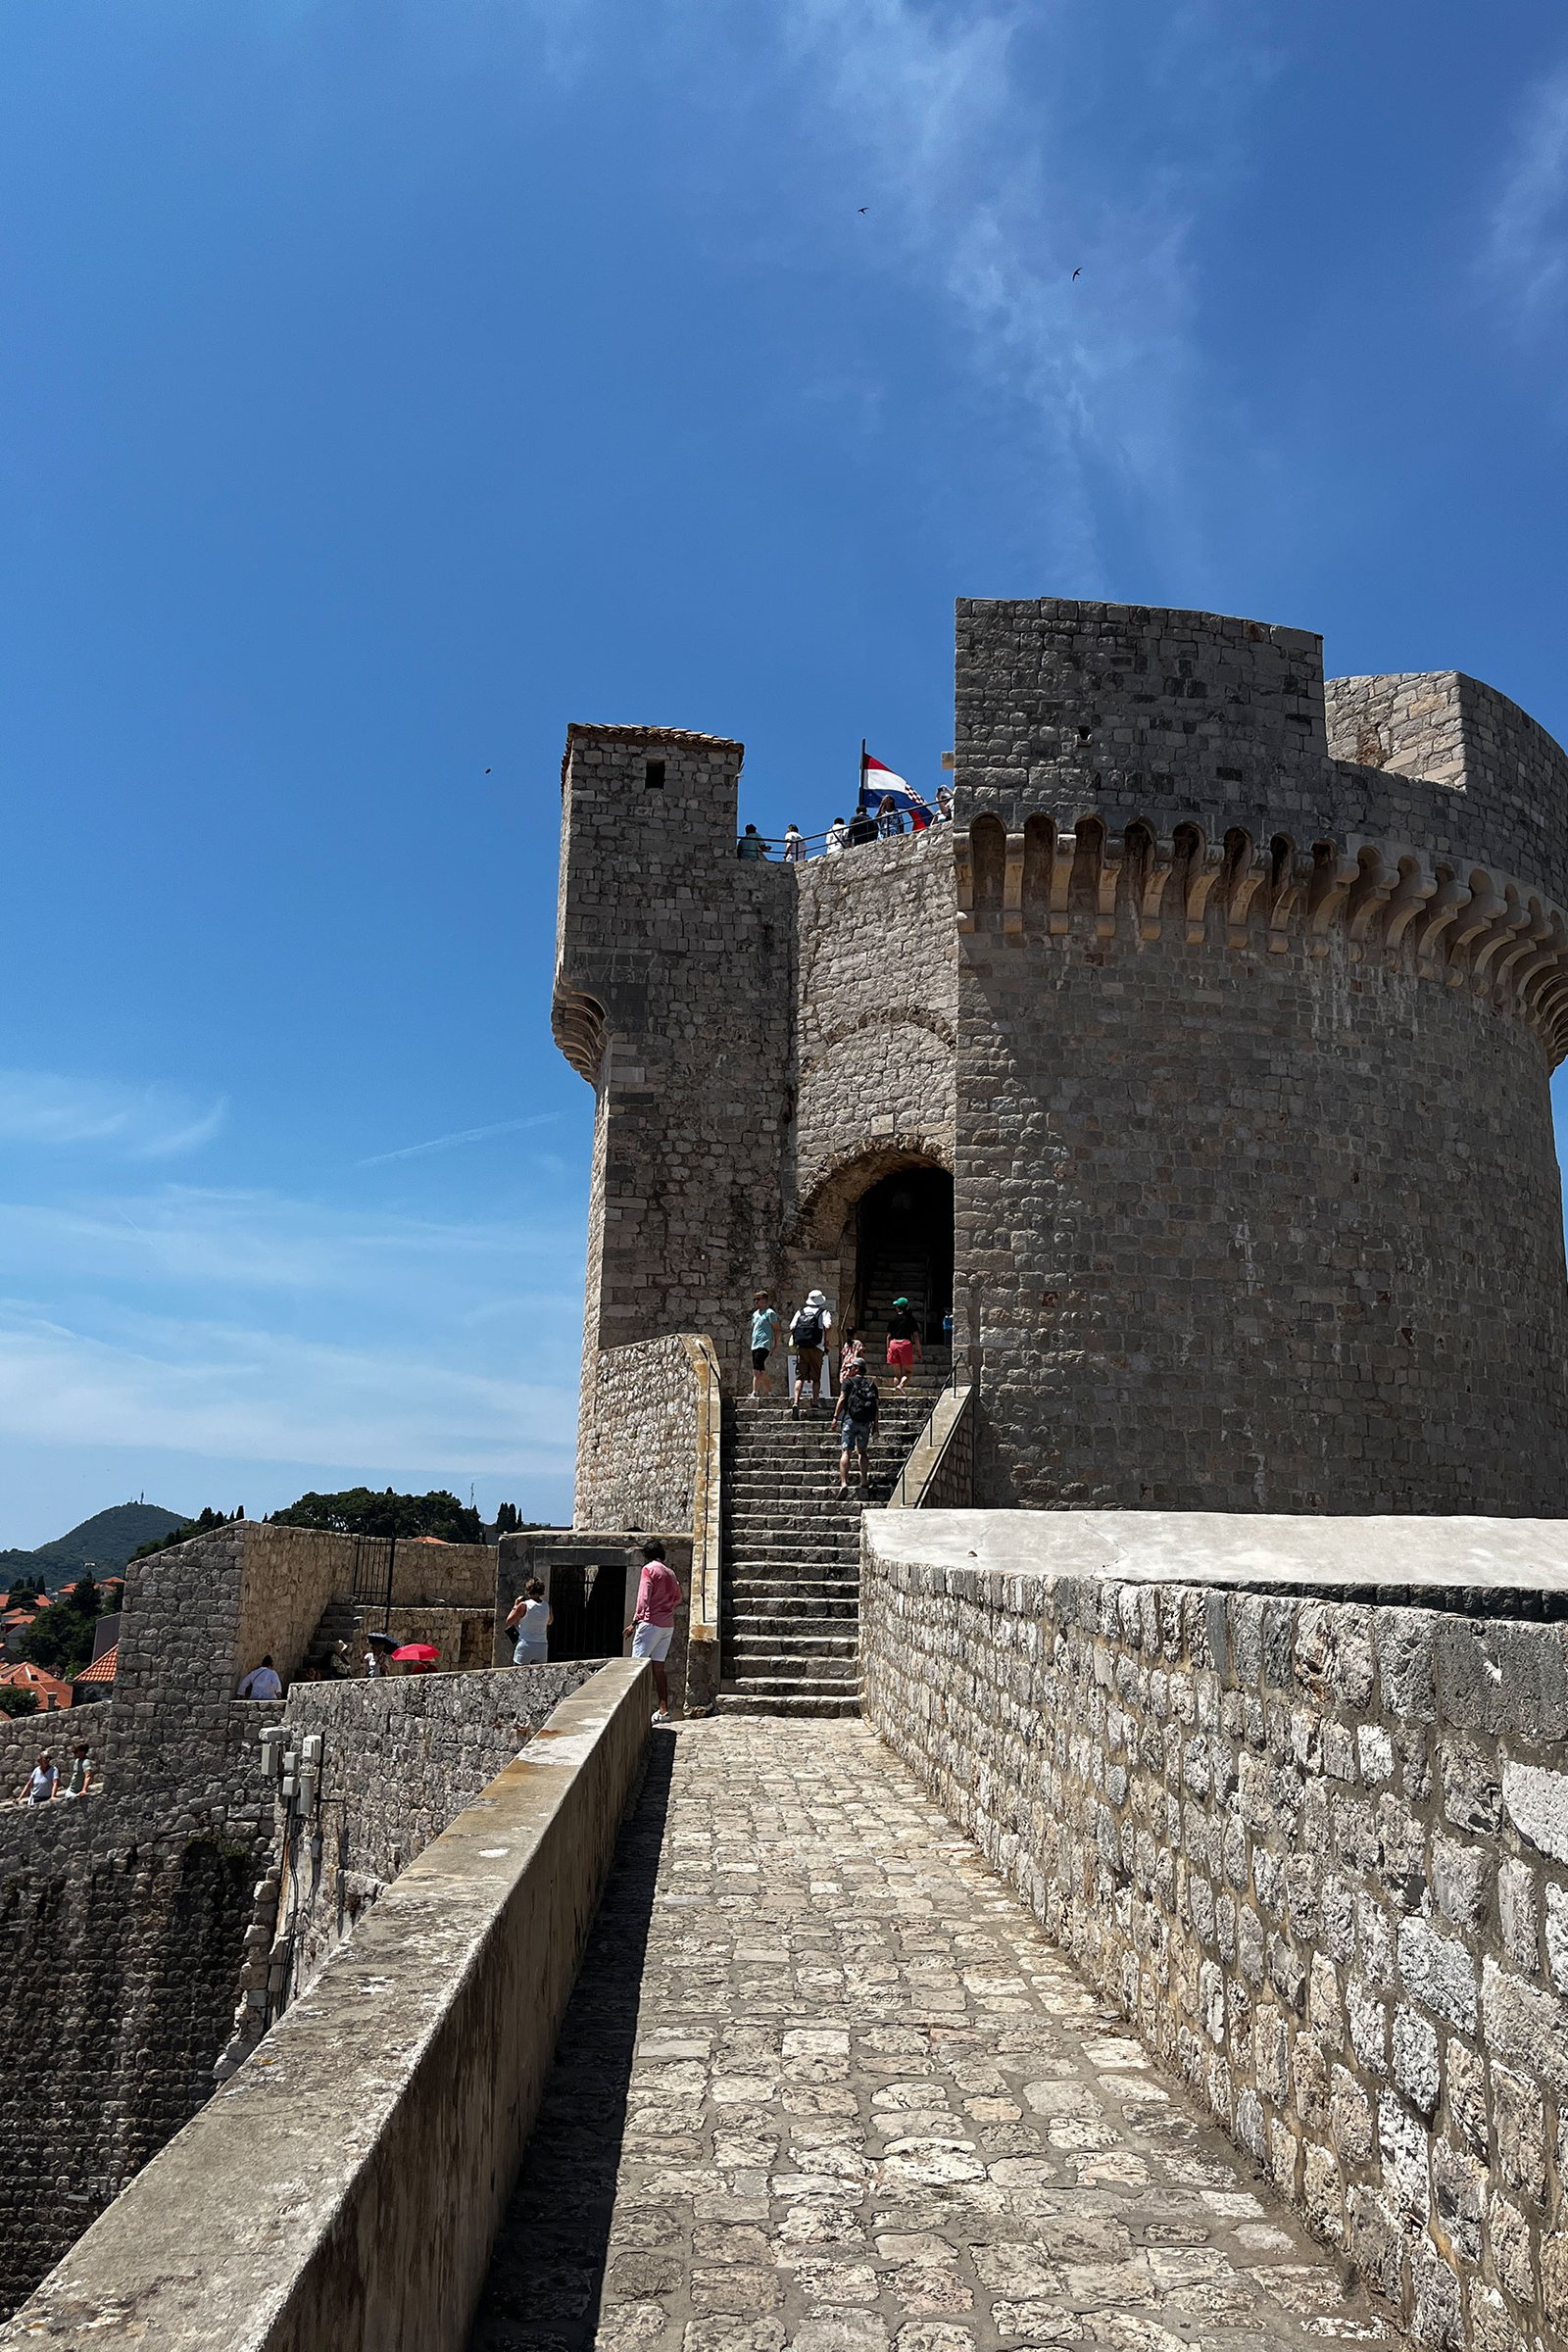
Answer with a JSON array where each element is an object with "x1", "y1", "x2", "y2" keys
[{"x1": 858, "y1": 750, "x2": 932, "y2": 828}]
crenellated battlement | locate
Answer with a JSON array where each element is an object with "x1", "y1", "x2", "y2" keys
[{"x1": 955, "y1": 813, "x2": 1568, "y2": 1061}]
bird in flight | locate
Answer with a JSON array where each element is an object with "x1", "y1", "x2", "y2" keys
[
  {"x1": 1072, "y1": 268, "x2": 1081, "y2": 279},
  {"x1": 485, "y1": 767, "x2": 492, "y2": 775},
  {"x1": 858, "y1": 206, "x2": 867, "y2": 215}
]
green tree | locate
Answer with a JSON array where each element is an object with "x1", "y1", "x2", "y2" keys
[
  {"x1": 0, "y1": 1687, "x2": 38, "y2": 1718},
  {"x1": 17, "y1": 1589, "x2": 100, "y2": 1678},
  {"x1": 272, "y1": 1487, "x2": 484, "y2": 1544},
  {"x1": 129, "y1": 1507, "x2": 227, "y2": 1564}
]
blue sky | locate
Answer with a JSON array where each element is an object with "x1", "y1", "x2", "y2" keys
[{"x1": 2, "y1": 0, "x2": 1567, "y2": 1544}]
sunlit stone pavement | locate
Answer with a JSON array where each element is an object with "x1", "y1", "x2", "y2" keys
[{"x1": 471, "y1": 1717, "x2": 1400, "y2": 2352}]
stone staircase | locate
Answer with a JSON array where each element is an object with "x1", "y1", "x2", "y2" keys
[{"x1": 716, "y1": 1358, "x2": 951, "y2": 1717}]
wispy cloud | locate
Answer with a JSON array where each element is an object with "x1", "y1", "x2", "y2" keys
[
  {"x1": 511, "y1": 0, "x2": 1275, "y2": 579},
  {"x1": 0, "y1": 1185, "x2": 579, "y2": 1297},
  {"x1": 0, "y1": 1306, "x2": 574, "y2": 1473},
  {"x1": 0, "y1": 1070, "x2": 225, "y2": 1159},
  {"x1": 1484, "y1": 64, "x2": 1568, "y2": 333},
  {"x1": 358, "y1": 1113, "x2": 559, "y2": 1166}
]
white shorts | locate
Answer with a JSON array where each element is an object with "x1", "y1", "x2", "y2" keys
[{"x1": 631, "y1": 1622, "x2": 673, "y2": 1662}]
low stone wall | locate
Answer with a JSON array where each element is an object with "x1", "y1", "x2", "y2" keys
[
  {"x1": 862, "y1": 1510, "x2": 1568, "y2": 2352},
  {"x1": 272, "y1": 1665, "x2": 599, "y2": 2002},
  {"x1": 574, "y1": 1333, "x2": 716, "y2": 1531},
  {"x1": 2, "y1": 1662, "x2": 651, "y2": 2352}
]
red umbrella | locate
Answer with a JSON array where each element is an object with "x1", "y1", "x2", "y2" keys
[{"x1": 390, "y1": 1642, "x2": 441, "y2": 1672}]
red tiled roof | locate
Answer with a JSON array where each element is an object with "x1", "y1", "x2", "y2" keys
[
  {"x1": 74, "y1": 1645, "x2": 118, "y2": 1685},
  {"x1": 0, "y1": 1661, "x2": 73, "y2": 1705}
]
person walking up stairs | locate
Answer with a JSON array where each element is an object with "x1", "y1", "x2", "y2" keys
[{"x1": 716, "y1": 1344, "x2": 950, "y2": 1718}]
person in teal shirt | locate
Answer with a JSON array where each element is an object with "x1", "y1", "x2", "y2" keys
[{"x1": 750, "y1": 1291, "x2": 783, "y2": 1399}]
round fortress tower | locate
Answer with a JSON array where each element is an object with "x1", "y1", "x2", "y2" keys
[{"x1": 955, "y1": 599, "x2": 1568, "y2": 1513}]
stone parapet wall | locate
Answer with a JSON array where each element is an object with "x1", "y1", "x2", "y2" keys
[
  {"x1": 956, "y1": 601, "x2": 1568, "y2": 904},
  {"x1": 1326, "y1": 671, "x2": 1568, "y2": 895},
  {"x1": 862, "y1": 1518, "x2": 1568, "y2": 2352},
  {"x1": 271, "y1": 1666, "x2": 599, "y2": 2004},
  {"x1": 2, "y1": 1664, "x2": 651, "y2": 2352},
  {"x1": 335, "y1": 1603, "x2": 495, "y2": 1672}
]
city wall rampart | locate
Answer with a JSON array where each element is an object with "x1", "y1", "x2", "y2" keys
[
  {"x1": 0, "y1": 1519, "x2": 524, "y2": 2319},
  {"x1": 864, "y1": 1510, "x2": 1568, "y2": 2352},
  {"x1": 0, "y1": 1663, "x2": 651, "y2": 2352}
]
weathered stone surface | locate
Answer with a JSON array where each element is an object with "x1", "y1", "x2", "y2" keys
[
  {"x1": 863, "y1": 1521, "x2": 1568, "y2": 2352},
  {"x1": 470, "y1": 1720, "x2": 1402, "y2": 2352}
]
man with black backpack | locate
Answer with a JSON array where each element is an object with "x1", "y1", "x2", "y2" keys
[
  {"x1": 789, "y1": 1290, "x2": 832, "y2": 1417},
  {"x1": 832, "y1": 1359, "x2": 880, "y2": 1495}
]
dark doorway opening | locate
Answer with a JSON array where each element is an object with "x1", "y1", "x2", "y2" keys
[
  {"x1": 854, "y1": 1165, "x2": 954, "y2": 1347},
  {"x1": 547, "y1": 1561, "x2": 627, "y2": 1660}
]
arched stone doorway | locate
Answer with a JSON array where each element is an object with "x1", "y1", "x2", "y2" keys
[{"x1": 851, "y1": 1164, "x2": 954, "y2": 1348}]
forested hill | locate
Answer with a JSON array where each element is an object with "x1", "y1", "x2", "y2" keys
[{"x1": 0, "y1": 1502, "x2": 190, "y2": 1591}]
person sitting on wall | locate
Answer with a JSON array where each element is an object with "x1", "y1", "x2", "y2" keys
[
  {"x1": 624, "y1": 1541, "x2": 682, "y2": 1725},
  {"x1": 65, "y1": 1744, "x2": 92, "y2": 1798},
  {"x1": 238, "y1": 1654, "x2": 282, "y2": 1700},
  {"x1": 507, "y1": 1578, "x2": 552, "y2": 1666},
  {"x1": 22, "y1": 1751, "x2": 58, "y2": 1805},
  {"x1": 736, "y1": 823, "x2": 766, "y2": 860}
]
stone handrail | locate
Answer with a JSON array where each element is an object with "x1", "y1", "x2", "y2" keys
[{"x1": 886, "y1": 1380, "x2": 974, "y2": 1510}]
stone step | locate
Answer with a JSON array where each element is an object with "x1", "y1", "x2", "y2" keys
[
  {"x1": 728, "y1": 1613, "x2": 859, "y2": 1634},
  {"x1": 729, "y1": 1633, "x2": 858, "y2": 1658},
  {"x1": 719, "y1": 1669, "x2": 860, "y2": 1697},
  {"x1": 714, "y1": 1702, "x2": 864, "y2": 1721}
]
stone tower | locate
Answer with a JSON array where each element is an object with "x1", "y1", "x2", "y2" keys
[{"x1": 555, "y1": 602, "x2": 1568, "y2": 1517}]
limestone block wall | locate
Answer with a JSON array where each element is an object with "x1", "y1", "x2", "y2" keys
[
  {"x1": 4, "y1": 1667, "x2": 652, "y2": 2352},
  {"x1": 953, "y1": 600, "x2": 1568, "y2": 1514},
  {"x1": 556, "y1": 726, "x2": 795, "y2": 1410},
  {"x1": 958, "y1": 921, "x2": 1568, "y2": 1513},
  {"x1": 336, "y1": 1603, "x2": 496, "y2": 1672},
  {"x1": 574, "y1": 1333, "x2": 716, "y2": 1531},
  {"x1": 863, "y1": 1544, "x2": 1568, "y2": 2352},
  {"x1": 270, "y1": 1666, "x2": 599, "y2": 2004},
  {"x1": 792, "y1": 829, "x2": 957, "y2": 1239}
]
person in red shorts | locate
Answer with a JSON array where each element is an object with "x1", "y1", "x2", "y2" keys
[{"x1": 885, "y1": 1297, "x2": 923, "y2": 1391}]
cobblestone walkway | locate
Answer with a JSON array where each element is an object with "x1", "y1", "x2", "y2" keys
[{"x1": 471, "y1": 1718, "x2": 1399, "y2": 2352}]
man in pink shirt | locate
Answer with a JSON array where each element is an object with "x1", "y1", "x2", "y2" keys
[{"x1": 625, "y1": 1540, "x2": 682, "y2": 1723}]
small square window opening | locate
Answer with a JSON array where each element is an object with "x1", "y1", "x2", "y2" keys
[{"x1": 645, "y1": 759, "x2": 665, "y2": 789}]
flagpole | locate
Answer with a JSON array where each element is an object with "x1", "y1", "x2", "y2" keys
[{"x1": 859, "y1": 738, "x2": 866, "y2": 812}]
